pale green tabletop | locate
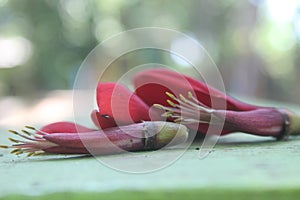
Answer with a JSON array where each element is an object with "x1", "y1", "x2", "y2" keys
[{"x1": 1, "y1": 97, "x2": 300, "y2": 199}]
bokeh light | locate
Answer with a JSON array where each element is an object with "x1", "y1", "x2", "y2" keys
[{"x1": 0, "y1": 37, "x2": 32, "y2": 68}]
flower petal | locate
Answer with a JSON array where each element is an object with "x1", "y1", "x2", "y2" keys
[
  {"x1": 39, "y1": 121, "x2": 95, "y2": 134},
  {"x1": 95, "y1": 82, "x2": 160, "y2": 127},
  {"x1": 133, "y1": 68, "x2": 259, "y2": 111}
]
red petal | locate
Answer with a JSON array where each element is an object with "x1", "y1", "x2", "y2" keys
[
  {"x1": 95, "y1": 82, "x2": 160, "y2": 127},
  {"x1": 133, "y1": 68, "x2": 259, "y2": 111},
  {"x1": 39, "y1": 121, "x2": 95, "y2": 134}
]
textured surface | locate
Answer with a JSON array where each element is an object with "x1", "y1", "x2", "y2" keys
[{"x1": 1, "y1": 96, "x2": 300, "y2": 199}]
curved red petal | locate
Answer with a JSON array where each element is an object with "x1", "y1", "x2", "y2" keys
[
  {"x1": 40, "y1": 121, "x2": 95, "y2": 134},
  {"x1": 96, "y1": 82, "x2": 160, "y2": 126},
  {"x1": 133, "y1": 68, "x2": 259, "y2": 111}
]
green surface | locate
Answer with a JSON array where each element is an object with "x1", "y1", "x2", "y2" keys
[
  {"x1": 2, "y1": 189, "x2": 300, "y2": 200},
  {"x1": 1, "y1": 98, "x2": 300, "y2": 198},
  {"x1": 1, "y1": 135, "x2": 300, "y2": 198}
]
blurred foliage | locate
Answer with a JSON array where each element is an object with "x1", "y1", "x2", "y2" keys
[{"x1": 0, "y1": 0, "x2": 299, "y2": 104}]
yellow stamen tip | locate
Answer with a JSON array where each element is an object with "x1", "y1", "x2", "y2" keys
[
  {"x1": 21, "y1": 130, "x2": 31, "y2": 135},
  {"x1": 15, "y1": 151, "x2": 23, "y2": 155},
  {"x1": 8, "y1": 138, "x2": 20, "y2": 143},
  {"x1": 179, "y1": 94, "x2": 187, "y2": 101},
  {"x1": 25, "y1": 126, "x2": 36, "y2": 130},
  {"x1": 167, "y1": 100, "x2": 176, "y2": 107},
  {"x1": 0, "y1": 145, "x2": 9, "y2": 149},
  {"x1": 27, "y1": 152, "x2": 35, "y2": 157},
  {"x1": 10, "y1": 148, "x2": 21, "y2": 154},
  {"x1": 33, "y1": 152, "x2": 44, "y2": 156},
  {"x1": 8, "y1": 130, "x2": 18, "y2": 135},
  {"x1": 165, "y1": 92, "x2": 176, "y2": 99}
]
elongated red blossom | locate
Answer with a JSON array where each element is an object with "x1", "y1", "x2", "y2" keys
[
  {"x1": 1, "y1": 121, "x2": 188, "y2": 156},
  {"x1": 133, "y1": 68, "x2": 300, "y2": 139}
]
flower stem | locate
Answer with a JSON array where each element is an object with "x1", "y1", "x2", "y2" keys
[{"x1": 282, "y1": 109, "x2": 300, "y2": 137}]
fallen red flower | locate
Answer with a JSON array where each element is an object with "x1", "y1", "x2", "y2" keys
[
  {"x1": 133, "y1": 68, "x2": 300, "y2": 139},
  {"x1": 1, "y1": 82, "x2": 187, "y2": 156},
  {"x1": 1, "y1": 121, "x2": 188, "y2": 156}
]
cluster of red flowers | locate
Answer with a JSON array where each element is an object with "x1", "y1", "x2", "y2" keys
[
  {"x1": 1, "y1": 68, "x2": 299, "y2": 156},
  {"x1": 92, "y1": 68, "x2": 294, "y2": 138}
]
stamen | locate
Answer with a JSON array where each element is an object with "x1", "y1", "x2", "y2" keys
[
  {"x1": 167, "y1": 99, "x2": 177, "y2": 107},
  {"x1": 15, "y1": 150, "x2": 23, "y2": 155},
  {"x1": 24, "y1": 126, "x2": 36, "y2": 130},
  {"x1": 8, "y1": 138, "x2": 22, "y2": 143},
  {"x1": 10, "y1": 148, "x2": 22, "y2": 154},
  {"x1": 1, "y1": 126, "x2": 55, "y2": 156},
  {"x1": 153, "y1": 104, "x2": 181, "y2": 114},
  {"x1": 24, "y1": 126, "x2": 48, "y2": 135},
  {"x1": 27, "y1": 152, "x2": 35, "y2": 157},
  {"x1": 21, "y1": 130, "x2": 31, "y2": 136},
  {"x1": 8, "y1": 130, "x2": 43, "y2": 142},
  {"x1": 184, "y1": 92, "x2": 213, "y2": 113},
  {"x1": 156, "y1": 92, "x2": 222, "y2": 126},
  {"x1": 21, "y1": 130, "x2": 44, "y2": 139},
  {"x1": 166, "y1": 92, "x2": 213, "y2": 114},
  {"x1": 31, "y1": 151, "x2": 45, "y2": 156}
]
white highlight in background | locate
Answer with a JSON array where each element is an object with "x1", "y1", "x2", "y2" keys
[{"x1": 0, "y1": 37, "x2": 32, "y2": 68}]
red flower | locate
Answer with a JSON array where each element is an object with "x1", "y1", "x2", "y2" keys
[
  {"x1": 2, "y1": 82, "x2": 188, "y2": 156},
  {"x1": 2, "y1": 121, "x2": 188, "y2": 156},
  {"x1": 133, "y1": 68, "x2": 300, "y2": 139}
]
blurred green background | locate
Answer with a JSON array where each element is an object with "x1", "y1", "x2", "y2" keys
[{"x1": 0, "y1": 0, "x2": 299, "y2": 103}]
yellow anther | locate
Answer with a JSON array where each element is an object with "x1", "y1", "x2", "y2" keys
[
  {"x1": 167, "y1": 100, "x2": 176, "y2": 107},
  {"x1": 8, "y1": 138, "x2": 20, "y2": 143},
  {"x1": 165, "y1": 92, "x2": 176, "y2": 100},
  {"x1": 24, "y1": 126, "x2": 36, "y2": 130},
  {"x1": 8, "y1": 130, "x2": 19, "y2": 135}
]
